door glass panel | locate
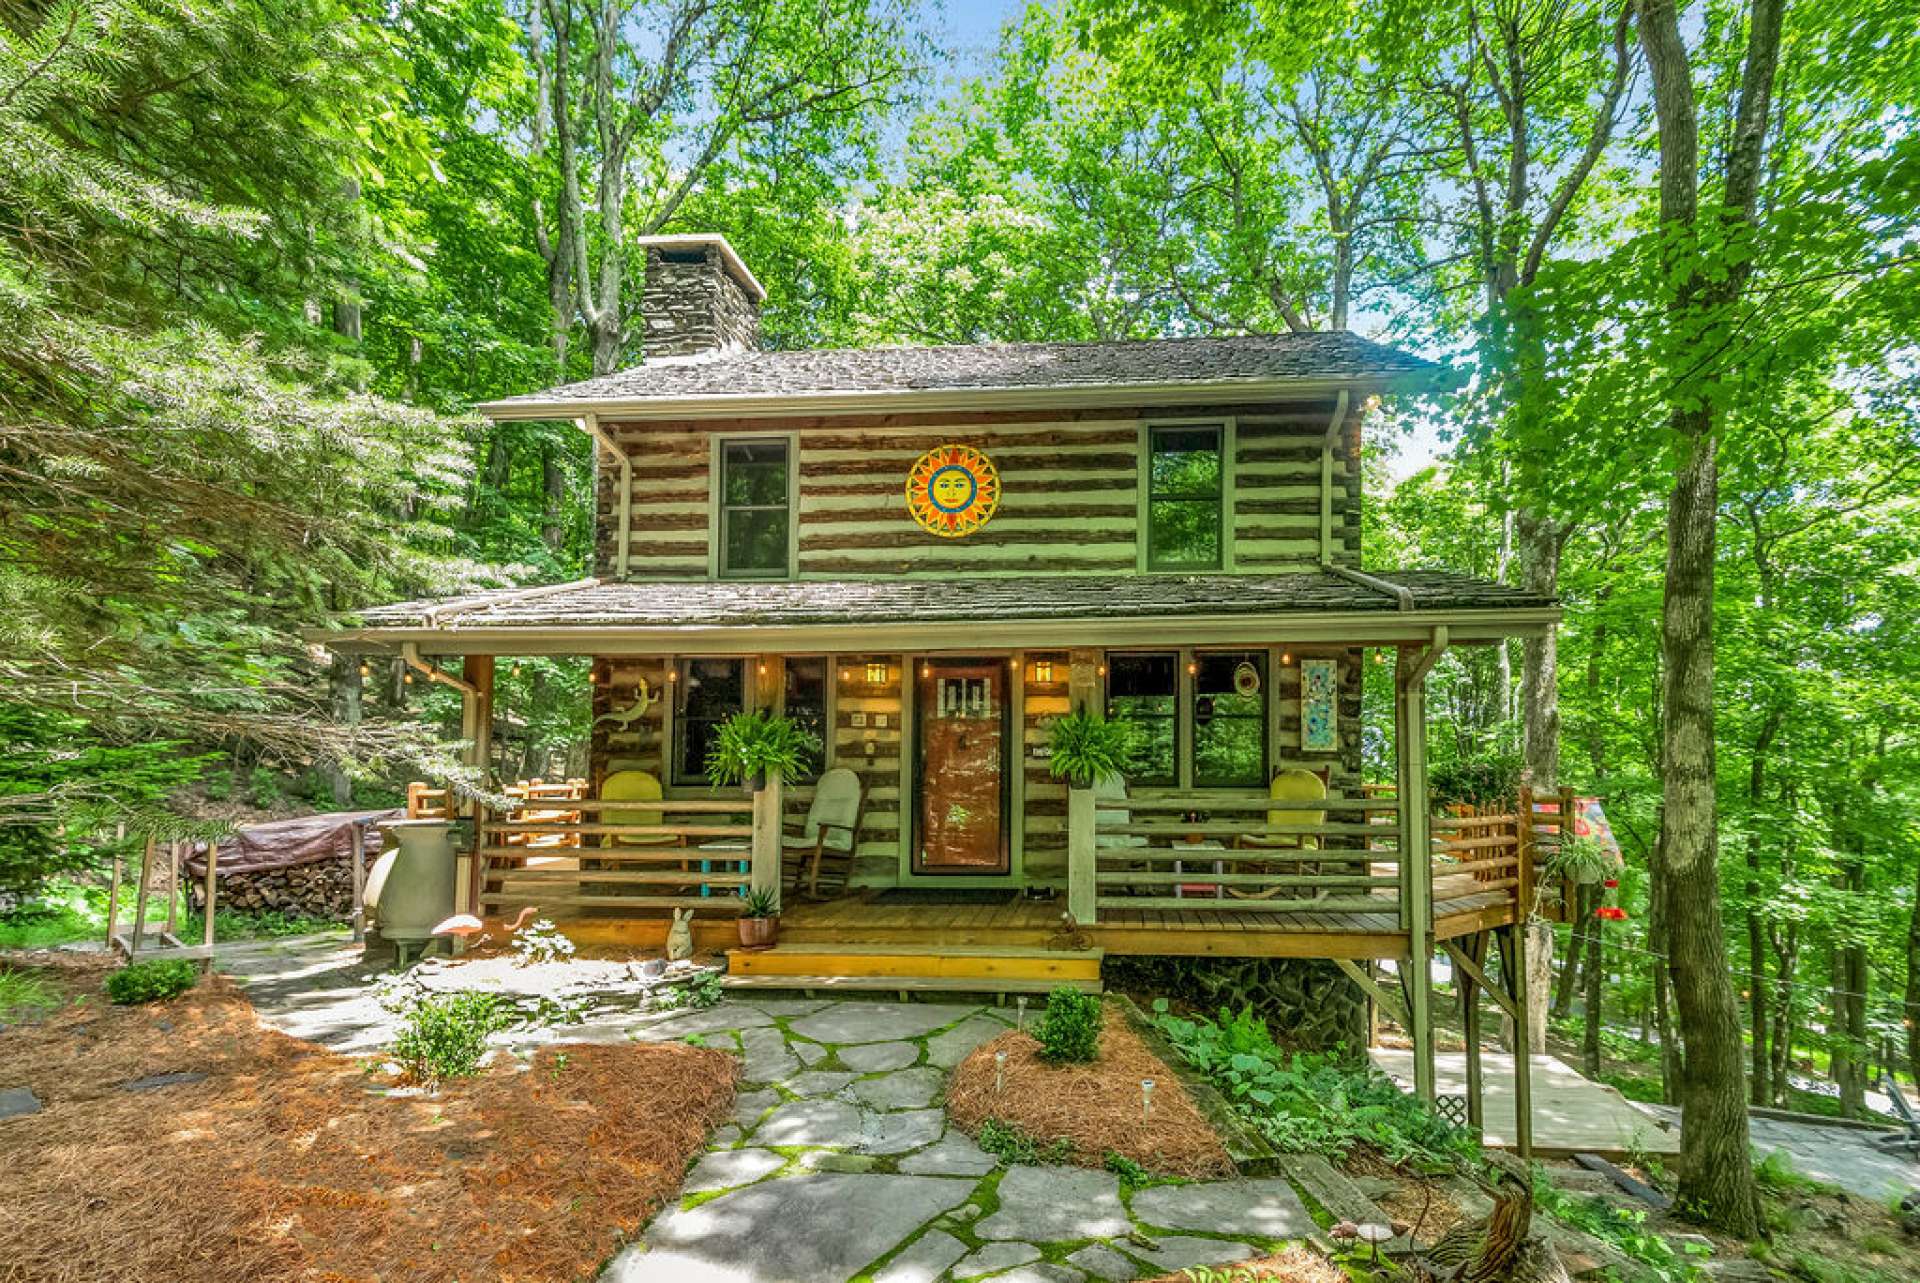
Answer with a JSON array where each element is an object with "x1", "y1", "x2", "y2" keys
[{"x1": 916, "y1": 660, "x2": 1008, "y2": 872}]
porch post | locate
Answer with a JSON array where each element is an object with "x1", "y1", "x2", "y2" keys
[
  {"x1": 751, "y1": 774, "x2": 783, "y2": 902},
  {"x1": 1067, "y1": 649, "x2": 1100, "y2": 924},
  {"x1": 457, "y1": 655, "x2": 495, "y2": 926},
  {"x1": 1395, "y1": 646, "x2": 1436, "y2": 1104}
]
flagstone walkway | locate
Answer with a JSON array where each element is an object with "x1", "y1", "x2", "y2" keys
[
  {"x1": 219, "y1": 935, "x2": 1318, "y2": 1281},
  {"x1": 603, "y1": 998, "x2": 1315, "y2": 1283}
]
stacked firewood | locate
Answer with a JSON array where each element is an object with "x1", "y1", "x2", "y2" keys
[{"x1": 189, "y1": 859, "x2": 354, "y2": 919}]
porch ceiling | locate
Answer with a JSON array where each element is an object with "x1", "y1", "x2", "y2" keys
[{"x1": 312, "y1": 569, "x2": 1558, "y2": 655}]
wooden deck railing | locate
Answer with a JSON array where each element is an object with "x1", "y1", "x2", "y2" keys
[
  {"x1": 1089, "y1": 795, "x2": 1404, "y2": 915},
  {"x1": 1077, "y1": 790, "x2": 1528, "y2": 931},
  {"x1": 476, "y1": 796, "x2": 758, "y2": 915}
]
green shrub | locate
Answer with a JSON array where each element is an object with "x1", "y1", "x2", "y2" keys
[
  {"x1": 104, "y1": 958, "x2": 197, "y2": 1004},
  {"x1": 1034, "y1": 986, "x2": 1102, "y2": 1063},
  {"x1": 391, "y1": 991, "x2": 512, "y2": 1084},
  {"x1": 704, "y1": 710, "x2": 820, "y2": 788}
]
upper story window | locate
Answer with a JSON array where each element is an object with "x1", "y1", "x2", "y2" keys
[
  {"x1": 673, "y1": 657, "x2": 746, "y2": 785},
  {"x1": 718, "y1": 439, "x2": 790, "y2": 577},
  {"x1": 1146, "y1": 425, "x2": 1224, "y2": 570}
]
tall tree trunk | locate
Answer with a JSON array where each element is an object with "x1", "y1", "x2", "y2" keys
[
  {"x1": 1553, "y1": 885, "x2": 1590, "y2": 1019},
  {"x1": 1905, "y1": 855, "x2": 1920, "y2": 1089},
  {"x1": 1647, "y1": 859, "x2": 1684, "y2": 1106},
  {"x1": 1582, "y1": 899, "x2": 1604, "y2": 1078},
  {"x1": 1746, "y1": 708, "x2": 1781, "y2": 1105},
  {"x1": 1516, "y1": 514, "x2": 1562, "y2": 788},
  {"x1": 1639, "y1": 0, "x2": 1782, "y2": 1235},
  {"x1": 322, "y1": 651, "x2": 362, "y2": 808}
]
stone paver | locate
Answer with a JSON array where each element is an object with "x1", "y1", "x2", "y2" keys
[
  {"x1": 898, "y1": 1129, "x2": 998, "y2": 1176},
  {"x1": 978, "y1": 1167, "x2": 1129, "y2": 1241},
  {"x1": 1066, "y1": 1242, "x2": 1138, "y2": 1281},
  {"x1": 1129, "y1": 1178, "x2": 1315, "y2": 1238},
  {"x1": 611, "y1": 1173, "x2": 976, "y2": 1283},
  {"x1": 839, "y1": 1040, "x2": 920, "y2": 1072},
  {"x1": 1125, "y1": 1236, "x2": 1254, "y2": 1273},
  {"x1": 731, "y1": 1087, "x2": 778, "y2": 1129},
  {"x1": 632, "y1": 1004, "x2": 773, "y2": 1040},
  {"x1": 793, "y1": 1039, "x2": 830, "y2": 1065},
  {"x1": 954, "y1": 1240, "x2": 1041, "y2": 1277},
  {"x1": 0, "y1": 1087, "x2": 41, "y2": 1120},
  {"x1": 758, "y1": 1097, "x2": 864, "y2": 1148},
  {"x1": 859, "y1": 1108, "x2": 945, "y2": 1155},
  {"x1": 682, "y1": 1147, "x2": 785, "y2": 1192},
  {"x1": 997, "y1": 1266, "x2": 1084, "y2": 1283},
  {"x1": 788, "y1": 1069, "x2": 859, "y2": 1097},
  {"x1": 925, "y1": 1013, "x2": 1012, "y2": 1068},
  {"x1": 873, "y1": 1228, "x2": 970, "y2": 1283},
  {"x1": 789, "y1": 1001, "x2": 982, "y2": 1044},
  {"x1": 853, "y1": 1065, "x2": 947, "y2": 1111},
  {"x1": 738, "y1": 1026, "x2": 799, "y2": 1083}
]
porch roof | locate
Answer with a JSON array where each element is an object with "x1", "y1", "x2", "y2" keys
[{"x1": 316, "y1": 569, "x2": 1557, "y2": 654}]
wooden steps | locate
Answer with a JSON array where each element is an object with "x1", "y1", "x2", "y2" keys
[{"x1": 724, "y1": 942, "x2": 1103, "y2": 994}]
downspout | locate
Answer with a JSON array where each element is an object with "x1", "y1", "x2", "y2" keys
[
  {"x1": 1317, "y1": 390, "x2": 1416, "y2": 611},
  {"x1": 401, "y1": 642, "x2": 479, "y2": 697},
  {"x1": 580, "y1": 412, "x2": 631, "y2": 580}
]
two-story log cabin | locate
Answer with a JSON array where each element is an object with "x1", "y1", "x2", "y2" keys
[{"x1": 323, "y1": 235, "x2": 1564, "y2": 1132}]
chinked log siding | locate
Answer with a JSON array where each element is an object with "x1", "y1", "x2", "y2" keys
[{"x1": 592, "y1": 396, "x2": 1364, "y2": 580}]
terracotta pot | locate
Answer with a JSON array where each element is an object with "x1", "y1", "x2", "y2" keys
[{"x1": 737, "y1": 915, "x2": 778, "y2": 950}]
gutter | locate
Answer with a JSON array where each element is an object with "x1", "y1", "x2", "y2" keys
[
  {"x1": 400, "y1": 642, "x2": 479, "y2": 696},
  {"x1": 475, "y1": 371, "x2": 1451, "y2": 424}
]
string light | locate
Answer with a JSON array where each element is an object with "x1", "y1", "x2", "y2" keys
[
  {"x1": 358, "y1": 662, "x2": 371, "y2": 679},
  {"x1": 1281, "y1": 652, "x2": 1292, "y2": 665},
  {"x1": 402, "y1": 671, "x2": 414, "y2": 685}
]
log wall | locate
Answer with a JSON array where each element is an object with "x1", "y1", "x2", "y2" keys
[{"x1": 592, "y1": 399, "x2": 1364, "y2": 579}]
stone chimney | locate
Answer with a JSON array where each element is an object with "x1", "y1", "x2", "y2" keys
[{"x1": 636, "y1": 234, "x2": 764, "y2": 359}]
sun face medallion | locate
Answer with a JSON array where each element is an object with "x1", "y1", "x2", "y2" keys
[{"x1": 905, "y1": 444, "x2": 1000, "y2": 538}]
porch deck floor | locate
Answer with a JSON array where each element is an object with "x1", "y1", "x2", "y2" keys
[{"x1": 526, "y1": 886, "x2": 1518, "y2": 960}]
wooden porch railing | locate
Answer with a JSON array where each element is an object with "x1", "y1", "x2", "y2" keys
[
  {"x1": 475, "y1": 796, "x2": 760, "y2": 915},
  {"x1": 1089, "y1": 795, "x2": 1404, "y2": 915},
  {"x1": 1077, "y1": 790, "x2": 1528, "y2": 929}
]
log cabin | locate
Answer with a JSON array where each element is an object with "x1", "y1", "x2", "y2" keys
[{"x1": 320, "y1": 235, "x2": 1565, "y2": 1138}]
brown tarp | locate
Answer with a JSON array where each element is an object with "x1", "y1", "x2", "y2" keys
[{"x1": 183, "y1": 809, "x2": 404, "y2": 877}]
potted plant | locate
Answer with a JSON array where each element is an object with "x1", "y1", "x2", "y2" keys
[
  {"x1": 1547, "y1": 834, "x2": 1616, "y2": 886},
  {"x1": 738, "y1": 886, "x2": 779, "y2": 949},
  {"x1": 1046, "y1": 707, "x2": 1137, "y2": 790},
  {"x1": 704, "y1": 710, "x2": 821, "y2": 793}
]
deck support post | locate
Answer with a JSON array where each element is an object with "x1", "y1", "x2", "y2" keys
[
  {"x1": 1067, "y1": 786, "x2": 1096, "y2": 925},
  {"x1": 1461, "y1": 931, "x2": 1486, "y2": 1135},
  {"x1": 456, "y1": 655, "x2": 495, "y2": 934},
  {"x1": 751, "y1": 774, "x2": 783, "y2": 903},
  {"x1": 1499, "y1": 921, "x2": 1536, "y2": 1158},
  {"x1": 1396, "y1": 633, "x2": 1444, "y2": 1105}
]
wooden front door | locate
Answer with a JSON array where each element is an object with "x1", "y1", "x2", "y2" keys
[{"x1": 914, "y1": 659, "x2": 1010, "y2": 874}]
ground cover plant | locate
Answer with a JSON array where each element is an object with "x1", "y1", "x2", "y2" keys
[
  {"x1": 947, "y1": 1004, "x2": 1234, "y2": 1179},
  {"x1": 1152, "y1": 1001, "x2": 1475, "y2": 1170},
  {"x1": 0, "y1": 967, "x2": 735, "y2": 1283},
  {"x1": 103, "y1": 958, "x2": 197, "y2": 1005}
]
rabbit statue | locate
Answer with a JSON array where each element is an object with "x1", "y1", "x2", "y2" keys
[{"x1": 665, "y1": 907, "x2": 694, "y2": 962}]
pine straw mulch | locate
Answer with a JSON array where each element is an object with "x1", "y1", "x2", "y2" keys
[
  {"x1": 1136, "y1": 1244, "x2": 1336, "y2": 1283},
  {"x1": 0, "y1": 962, "x2": 735, "y2": 1283},
  {"x1": 946, "y1": 1013, "x2": 1235, "y2": 1180},
  {"x1": 1140, "y1": 1244, "x2": 1347, "y2": 1283}
]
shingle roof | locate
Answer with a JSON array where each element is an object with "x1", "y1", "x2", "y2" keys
[
  {"x1": 350, "y1": 570, "x2": 1550, "y2": 633},
  {"x1": 479, "y1": 331, "x2": 1440, "y2": 416}
]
